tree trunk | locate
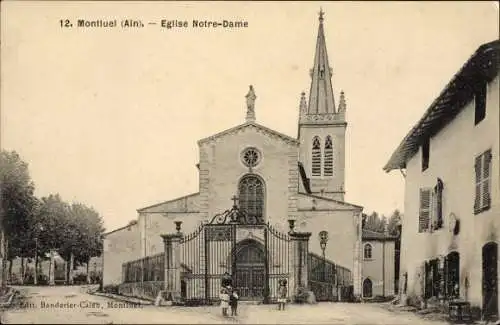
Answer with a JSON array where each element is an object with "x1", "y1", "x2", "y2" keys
[
  {"x1": 20, "y1": 257, "x2": 25, "y2": 285},
  {"x1": 86, "y1": 258, "x2": 90, "y2": 284},
  {"x1": 0, "y1": 230, "x2": 5, "y2": 287},
  {"x1": 8, "y1": 258, "x2": 13, "y2": 284},
  {"x1": 65, "y1": 252, "x2": 74, "y2": 285}
]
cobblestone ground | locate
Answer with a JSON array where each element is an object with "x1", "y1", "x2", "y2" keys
[{"x1": 2, "y1": 286, "x2": 453, "y2": 324}]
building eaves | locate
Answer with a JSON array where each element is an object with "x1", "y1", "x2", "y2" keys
[{"x1": 383, "y1": 40, "x2": 500, "y2": 172}]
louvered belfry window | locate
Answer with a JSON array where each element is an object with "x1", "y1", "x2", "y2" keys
[
  {"x1": 419, "y1": 188, "x2": 432, "y2": 232},
  {"x1": 324, "y1": 135, "x2": 333, "y2": 176},
  {"x1": 474, "y1": 149, "x2": 492, "y2": 214},
  {"x1": 312, "y1": 136, "x2": 321, "y2": 176},
  {"x1": 238, "y1": 175, "x2": 265, "y2": 219}
]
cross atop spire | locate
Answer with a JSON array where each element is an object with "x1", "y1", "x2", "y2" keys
[
  {"x1": 307, "y1": 9, "x2": 336, "y2": 115},
  {"x1": 319, "y1": 7, "x2": 325, "y2": 22}
]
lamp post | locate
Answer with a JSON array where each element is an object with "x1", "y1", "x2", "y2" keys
[
  {"x1": 287, "y1": 219, "x2": 295, "y2": 234},
  {"x1": 319, "y1": 231, "x2": 329, "y2": 282}
]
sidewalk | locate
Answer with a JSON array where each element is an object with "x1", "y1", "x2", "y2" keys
[{"x1": 90, "y1": 291, "x2": 153, "y2": 305}]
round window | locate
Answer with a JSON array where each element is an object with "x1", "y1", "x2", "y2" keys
[{"x1": 241, "y1": 147, "x2": 261, "y2": 167}]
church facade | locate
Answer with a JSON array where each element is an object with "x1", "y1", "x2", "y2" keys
[{"x1": 103, "y1": 12, "x2": 365, "y2": 301}]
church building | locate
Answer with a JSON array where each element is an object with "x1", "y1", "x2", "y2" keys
[{"x1": 103, "y1": 11, "x2": 365, "y2": 302}]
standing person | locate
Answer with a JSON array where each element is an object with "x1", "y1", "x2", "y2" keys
[
  {"x1": 220, "y1": 287, "x2": 229, "y2": 316},
  {"x1": 230, "y1": 287, "x2": 239, "y2": 316},
  {"x1": 277, "y1": 279, "x2": 288, "y2": 311}
]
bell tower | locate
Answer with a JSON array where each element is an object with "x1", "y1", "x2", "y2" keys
[{"x1": 298, "y1": 9, "x2": 347, "y2": 201}]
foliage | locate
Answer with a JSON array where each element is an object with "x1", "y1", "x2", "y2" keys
[
  {"x1": 0, "y1": 150, "x2": 105, "y2": 287},
  {"x1": 0, "y1": 151, "x2": 38, "y2": 261},
  {"x1": 362, "y1": 209, "x2": 402, "y2": 237}
]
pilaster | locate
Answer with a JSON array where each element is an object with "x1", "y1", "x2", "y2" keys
[
  {"x1": 289, "y1": 228, "x2": 312, "y2": 298},
  {"x1": 161, "y1": 233, "x2": 183, "y2": 303}
]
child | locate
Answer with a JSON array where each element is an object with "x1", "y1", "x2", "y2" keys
[
  {"x1": 277, "y1": 280, "x2": 287, "y2": 311},
  {"x1": 219, "y1": 287, "x2": 229, "y2": 316},
  {"x1": 229, "y1": 287, "x2": 239, "y2": 316}
]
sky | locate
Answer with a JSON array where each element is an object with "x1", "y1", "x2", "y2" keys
[{"x1": 1, "y1": 1, "x2": 499, "y2": 232}]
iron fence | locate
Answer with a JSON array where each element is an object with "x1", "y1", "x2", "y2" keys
[
  {"x1": 308, "y1": 252, "x2": 352, "y2": 301},
  {"x1": 122, "y1": 253, "x2": 164, "y2": 283}
]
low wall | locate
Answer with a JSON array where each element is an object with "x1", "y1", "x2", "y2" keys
[{"x1": 118, "y1": 281, "x2": 165, "y2": 301}]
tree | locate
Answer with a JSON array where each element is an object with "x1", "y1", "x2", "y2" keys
[
  {"x1": 387, "y1": 209, "x2": 402, "y2": 236},
  {"x1": 0, "y1": 151, "x2": 37, "y2": 286},
  {"x1": 68, "y1": 203, "x2": 104, "y2": 283}
]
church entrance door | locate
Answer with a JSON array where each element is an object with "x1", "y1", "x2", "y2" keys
[{"x1": 235, "y1": 240, "x2": 266, "y2": 300}]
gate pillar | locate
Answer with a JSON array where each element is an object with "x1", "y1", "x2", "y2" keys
[
  {"x1": 161, "y1": 233, "x2": 183, "y2": 303},
  {"x1": 289, "y1": 230, "x2": 311, "y2": 298}
]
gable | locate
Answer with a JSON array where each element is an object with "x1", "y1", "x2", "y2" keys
[
  {"x1": 197, "y1": 122, "x2": 299, "y2": 147},
  {"x1": 297, "y1": 192, "x2": 363, "y2": 211},
  {"x1": 137, "y1": 193, "x2": 200, "y2": 213}
]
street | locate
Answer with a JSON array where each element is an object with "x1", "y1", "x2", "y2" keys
[{"x1": 2, "y1": 286, "x2": 452, "y2": 324}]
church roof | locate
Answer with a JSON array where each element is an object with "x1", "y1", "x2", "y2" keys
[
  {"x1": 297, "y1": 162, "x2": 312, "y2": 194},
  {"x1": 307, "y1": 9, "x2": 336, "y2": 115},
  {"x1": 297, "y1": 192, "x2": 363, "y2": 211},
  {"x1": 137, "y1": 192, "x2": 200, "y2": 213},
  {"x1": 383, "y1": 40, "x2": 500, "y2": 172},
  {"x1": 197, "y1": 121, "x2": 299, "y2": 146}
]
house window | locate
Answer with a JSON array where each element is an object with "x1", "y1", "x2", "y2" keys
[
  {"x1": 419, "y1": 188, "x2": 432, "y2": 233},
  {"x1": 474, "y1": 81, "x2": 487, "y2": 125},
  {"x1": 324, "y1": 136, "x2": 333, "y2": 176},
  {"x1": 364, "y1": 243, "x2": 373, "y2": 259},
  {"x1": 431, "y1": 178, "x2": 444, "y2": 230},
  {"x1": 474, "y1": 149, "x2": 492, "y2": 214},
  {"x1": 445, "y1": 251, "x2": 460, "y2": 299},
  {"x1": 312, "y1": 136, "x2": 321, "y2": 177},
  {"x1": 422, "y1": 138, "x2": 430, "y2": 171}
]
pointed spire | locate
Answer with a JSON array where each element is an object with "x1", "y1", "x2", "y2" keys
[
  {"x1": 245, "y1": 85, "x2": 256, "y2": 122},
  {"x1": 307, "y1": 9, "x2": 336, "y2": 115},
  {"x1": 299, "y1": 91, "x2": 307, "y2": 115},
  {"x1": 338, "y1": 90, "x2": 346, "y2": 112}
]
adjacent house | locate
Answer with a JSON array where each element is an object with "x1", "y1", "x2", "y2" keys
[
  {"x1": 361, "y1": 229, "x2": 398, "y2": 299},
  {"x1": 384, "y1": 40, "x2": 499, "y2": 320}
]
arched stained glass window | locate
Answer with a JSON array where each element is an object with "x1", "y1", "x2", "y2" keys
[
  {"x1": 238, "y1": 175, "x2": 265, "y2": 220},
  {"x1": 312, "y1": 136, "x2": 321, "y2": 176},
  {"x1": 324, "y1": 135, "x2": 333, "y2": 176}
]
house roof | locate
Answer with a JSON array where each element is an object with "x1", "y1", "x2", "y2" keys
[
  {"x1": 384, "y1": 40, "x2": 500, "y2": 172},
  {"x1": 197, "y1": 121, "x2": 299, "y2": 146},
  {"x1": 362, "y1": 229, "x2": 397, "y2": 241}
]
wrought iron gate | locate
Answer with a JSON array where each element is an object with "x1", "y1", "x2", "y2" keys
[{"x1": 178, "y1": 204, "x2": 291, "y2": 305}]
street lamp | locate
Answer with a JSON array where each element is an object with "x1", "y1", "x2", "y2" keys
[{"x1": 319, "y1": 231, "x2": 329, "y2": 282}]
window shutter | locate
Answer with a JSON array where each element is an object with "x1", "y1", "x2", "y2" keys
[
  {"x1": 419, "y1": 188, "x2": 431, "y2": 232},
  {"x1": 474, "y1": 155, "x2": 482, "y2": 214},
  {"x1": 430, "y1": 191, "x2": 436, "y2": 232},
  {"x1": 436, "y1": 183, "x2": 443, "y2": 228},
  {"x1": 312, "y1": 137, "x2": 321, "y2": 176},
  {"x1": 483, "y1": 150, "x2": 492, "y2": 210}
]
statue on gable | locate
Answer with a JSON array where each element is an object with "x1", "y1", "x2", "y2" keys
[{"x1": 245, "y1": 85, "x2": 256, "y2": 122}]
